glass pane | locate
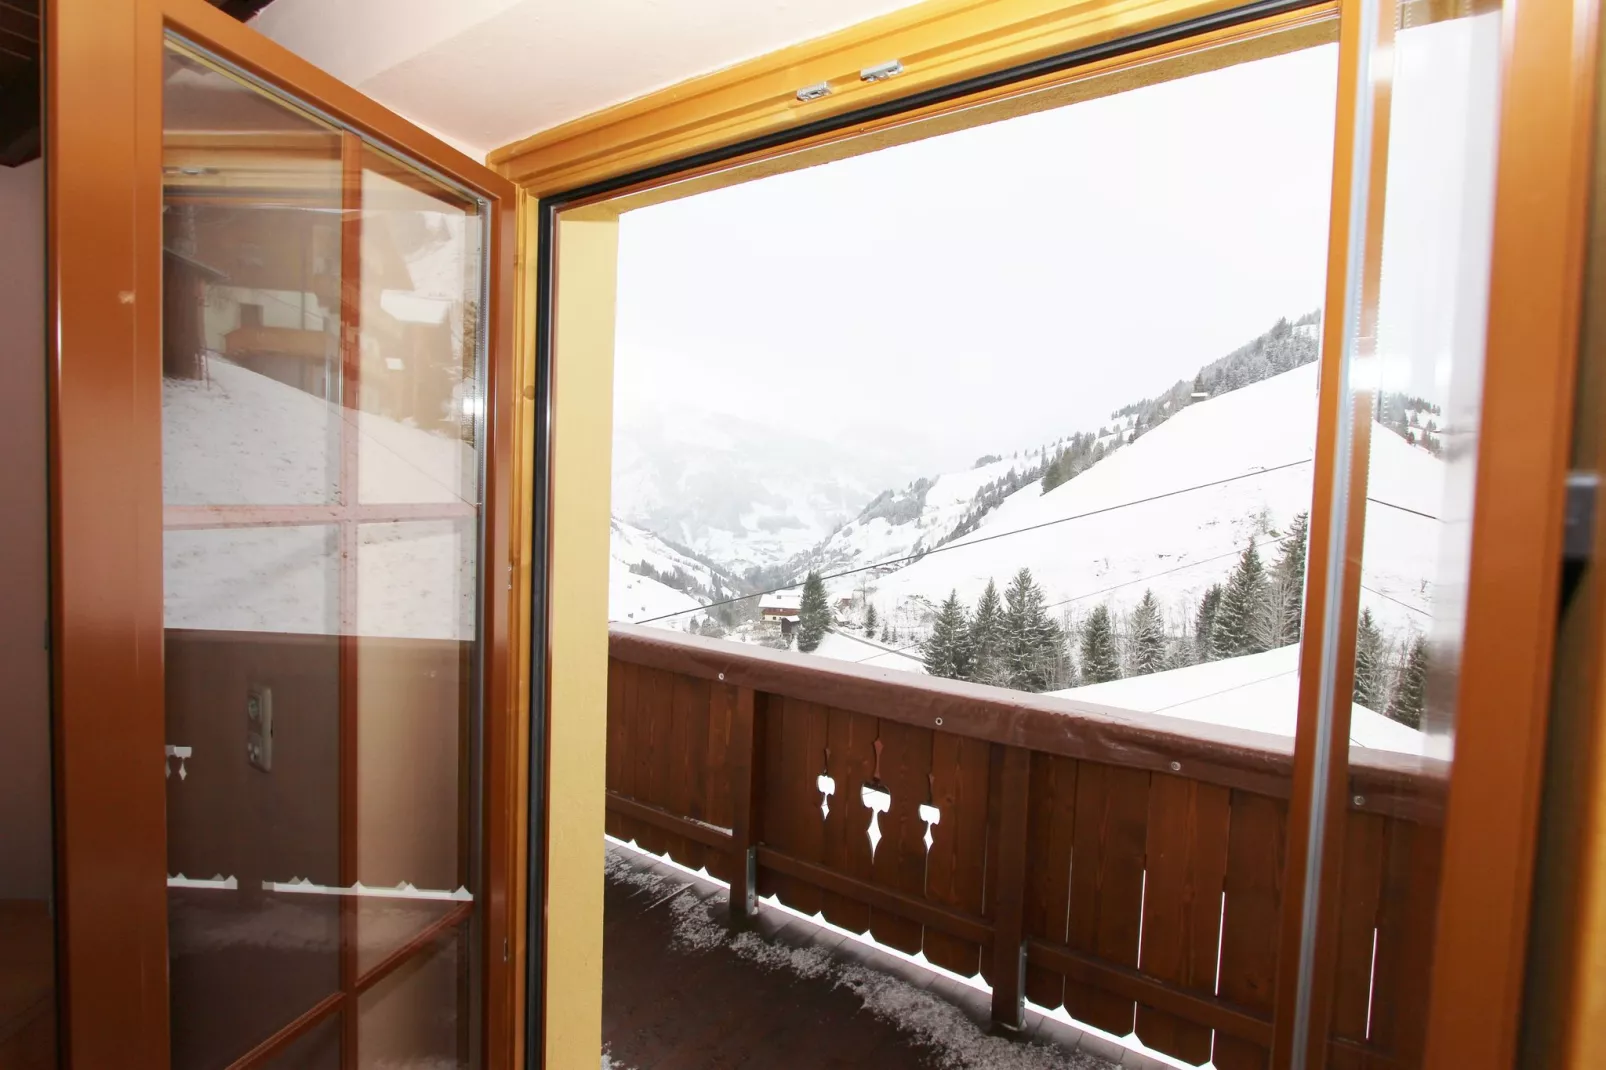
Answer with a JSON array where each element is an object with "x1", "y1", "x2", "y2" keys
[
  {"x1": 604, "y1": 28, "x2": 1338, "y2": 1069},
  {"x1": 161, "y1": 46, "x2": 343, "y2": 506},
  {"x1": 0, "y1": 33, "x2": 56, "y2": 1061},
  {"x1": 165, "y1": 528, "x2": 343, "y2": 1069},
  {"x1": 355, "y1": 519, "x2": 476, "y2": 974},
  {"x1": 162, "y1": 38, "x2": 486, "y2": 1068},
  {"x1": 262, "y1": 1014, "x2": 342, "y2": 1070},
  {"x1": 357, "y1": 937, "x2": 467, "y2": 1068},
  {"x1": 358, "y1": 149, "x2": 483, "y2": 506},
  {"x1": 1335, "y1": 4, "x2": 1503, "y2": 1062}
]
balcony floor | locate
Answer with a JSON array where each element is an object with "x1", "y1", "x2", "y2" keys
[{"x1": 602, "y1": 844, "x2": 1146, "y2": 1070}]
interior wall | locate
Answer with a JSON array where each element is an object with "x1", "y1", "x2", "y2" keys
[{"x1": 0, "y1": 158, "x2": 52, "y2": 903}]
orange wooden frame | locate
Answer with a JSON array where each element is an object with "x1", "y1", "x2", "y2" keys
[
  {"x1": 507, "y1": 0, "x2": 1597, "y2": 1068},
  {"x1": 46, "y1": 1, "x2": 523, "y2": 1067}
]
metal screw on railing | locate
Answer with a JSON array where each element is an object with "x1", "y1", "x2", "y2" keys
[
  {"x1": 718, "y1": 672, "x2": 725, "y2": 681},
  {"x1": 1354, "y1": 795, "x2": 1366, "y2": 807},
  {"x1": 1169, "y1": 761, "x2": 1181, "y2": 772},
  {"x1": 934, "y1": 717, "x2": 943, "y2": 726}
]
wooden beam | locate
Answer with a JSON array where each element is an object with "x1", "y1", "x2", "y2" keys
[
  {"x1": 605, "y1": 791, "x2": 735, "y2": 852},
  {"x1": 755, "y1": 846, "x2": 993, "y2": 945},
  {"x1": 1026, "y1": 938, "x2": 1273, "y2": 1045}
]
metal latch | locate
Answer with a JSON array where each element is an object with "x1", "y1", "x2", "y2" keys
[{"x1": 1565, "y1": 471, "x2": 1598, "y2": 561}]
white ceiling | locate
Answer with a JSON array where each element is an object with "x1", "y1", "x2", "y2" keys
[{"x1": 252, "y1": 0, "x2": 926, "y2": 160}]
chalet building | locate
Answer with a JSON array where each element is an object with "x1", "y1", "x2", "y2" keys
[
  {"x1": 6, "y1": 1, "x2": 1606, "y2": 1068},
  {"x1": 757, "y1": 590, "x2": 801, "y2": 636}
]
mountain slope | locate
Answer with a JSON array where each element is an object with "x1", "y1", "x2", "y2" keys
[
  {"x1": 861, "y1": 362, "x2": 1441, "y2": 636},
  {"x1": 607, "y1": 519, "x2": 725, "y2": 627}
]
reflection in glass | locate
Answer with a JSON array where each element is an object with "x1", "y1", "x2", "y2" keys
[
  {"x1": 161, "y1": 38, "x2": 486, "y2": 1068},
  {"x1": 1333, "y1": 5, "x2": 1502, "y2": 1063},
  {"x1": 358, "y1": 938, "x2": 466, "y2": 1068},
  {"x1": 358, "y1": 150, "x2": 484, "y2": 507},
  {"x1": 0, "y1": 73, "x2": 55, "y2": 1065}
]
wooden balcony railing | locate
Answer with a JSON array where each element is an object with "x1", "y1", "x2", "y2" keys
[{"x1": 605, "y1": 624, "x2": 1447, "y2": 1070}]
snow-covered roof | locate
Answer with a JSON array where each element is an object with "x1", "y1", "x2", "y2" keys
[
  {"x1": 1051, "y1": 644, "x2": 1426, "y2": 756},
  {"x1": 759, "y1": 591, "x2": 801, "y2": 612}
]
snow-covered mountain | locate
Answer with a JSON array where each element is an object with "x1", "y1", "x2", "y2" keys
[
  {"x1": 789, "y1": 449, "x2": 1052, "y2": 582},
  {"x1": 610, "y1": 404, "x2": 919, "y2": 574},
  {"x1": 853, "y1": 360, "x2": 1440, "y2": 638},
  {"x1": 607, "y1": 519, "x2": 728, "y2": 627}
]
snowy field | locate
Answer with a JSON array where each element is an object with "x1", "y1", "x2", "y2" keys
[{"x1": 1053, "y1": 644, "x2": 1425, "y2": 755}]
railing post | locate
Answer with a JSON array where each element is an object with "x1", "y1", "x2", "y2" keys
[
  {"x1": 728, "y1": 685, "x2": 763, "y2": 923},
  {"x1": 991, "y1": 745, "x2": 1032, "y2": 1032}
]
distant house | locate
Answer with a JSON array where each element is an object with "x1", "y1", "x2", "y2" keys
[{"x1": 758, "y1": 591, "x2": 801, "y2": 636}]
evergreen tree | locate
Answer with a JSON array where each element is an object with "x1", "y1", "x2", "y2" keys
[
  {"x1": 1271, "y1": 512, "x2": 1310, "y2": 644},
  {"x1": 864, "y1": 603, "x2": 879, "y2": 638},
  {"x1": 1129, "y1": 589, "x2": 1167, "y2": 676},
  {"x1": 968, "y1": 578, "x2": 1006, "y2": 686},
  {"x1": 880, "y1": 622, "x2": 892, "y2": 643},
  {"x1": 922, "y1": 591, "x2": 973, "y2": 680},
  {"x1": 797, "y1": 572, "x2": 830, "y2": 653},
  {"x1": 1080, "y1": 604, "x2": 1121, "y2": 683},
  {"x1": 1387, "y1": 635, "x2": 1428, "y2": 729},
  {"x1": 1001, "y1": 568, "x2": 1062, "y2": 692},
  {"x1": 1194, "y1": 584, "x2": 1224, "y2": 663},
  {"x1": 1353, "y1": 608, "x2": 1388, "y2": 710},
  {"x1": 1212, "y1": 539, "x2": 1269, "y2": 659}
]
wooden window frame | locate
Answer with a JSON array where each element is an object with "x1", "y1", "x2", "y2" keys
[
  {"x1": 494, "y1": 0, "x2": 1598, "y2": 1067},
  {"x1": 47, "y1": 1, "x2": 527, "y2": 1067}
]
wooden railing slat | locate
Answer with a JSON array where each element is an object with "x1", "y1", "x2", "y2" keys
[
  {"x1": 988, "y1": 745, "x2": 1032, "y2": 1031},
  {"x1": 923, "y1": 733, "x2": 992, "y2": 978},
  {"x1": 604, "y1": 658, "x2": 626, "y2": 841},
  {"x1": 701, "y1": 681, "x2": 737, "y2": 885},
  {"x1": 821, "y1": 706, "x2": 878, "y2": 934},
  {"x1": 1329, "y1": 810, "x2": 1387, "y2": 1070},
  {"x1": 728, "y1": 686, "x2": 761, "y2": 917},
  {"x1": 1133, "y1": 774, "x2": 1232, "y2": 1065},
  {"x1": 869, "y1": 720, "x2": 934, "y2": 955},
  {"x1": 665, "y1": 671, "x2": 704, "y2": 870},
  {"x1": 1066, "y1": 763, "x2": 1152, "y2": 1037},
  {"x1": 1366, "y1": 815, "x2": 1443, "y2": 1062},
  {"x1": 1214, "y1": 791, "x2": 1288, "y2": 1070},
  {"x1": 1023, "y1": 751, "x2": 1078, "y2": 1013},
  {"x1": 631, "y1": 664, "x2": 668, "y2": 856}
]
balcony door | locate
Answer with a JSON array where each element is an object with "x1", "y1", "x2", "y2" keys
[{"x1": 48, "y1": 2, "x2": 522, "y2": 1067}]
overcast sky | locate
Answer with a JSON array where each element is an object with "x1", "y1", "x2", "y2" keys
[{"x1": 614, "y1": 19, "x2": 1496, "y2": 474}]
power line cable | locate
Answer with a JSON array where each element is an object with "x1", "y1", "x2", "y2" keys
[{"x1": 630, "y1": 458, "x2": 1314, "y2": 625}]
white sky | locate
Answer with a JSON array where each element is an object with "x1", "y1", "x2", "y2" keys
[
  {"x1": 614, "y1": 16, "x2": 1498, "y2": 474},
  {"x1": 616, "y1": 44, "x2": 1339, "y2": 470}
]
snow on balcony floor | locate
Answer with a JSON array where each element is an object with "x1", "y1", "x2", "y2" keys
[{"x1": 600, "y1": 842, "x2": 1139, "y2": 1070}]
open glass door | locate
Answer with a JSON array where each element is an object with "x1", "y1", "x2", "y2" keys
[
  {"x1": 161, "y1": 41, "x2": 491, "y2": 1067},
  {"x1": 48, "y1": 2, "x2": 521, "y2": 1067}
]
